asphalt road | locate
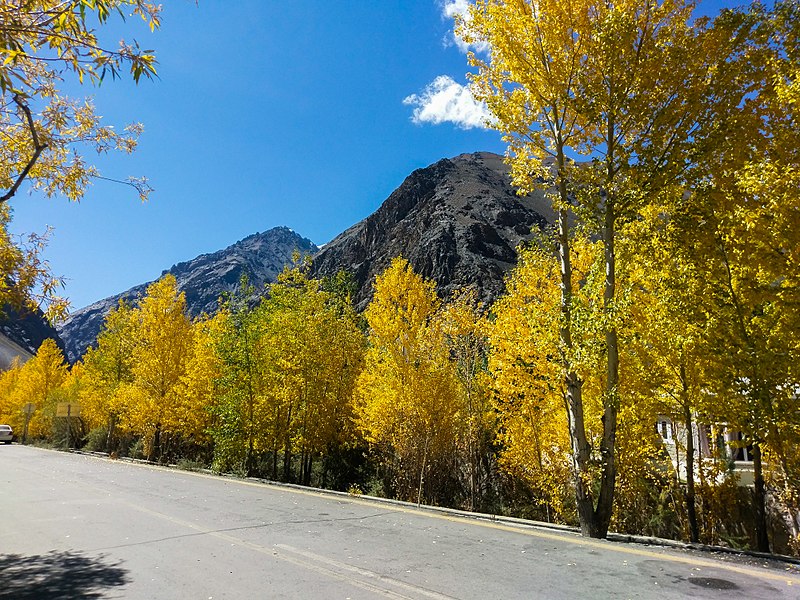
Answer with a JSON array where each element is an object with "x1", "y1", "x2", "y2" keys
[{"x1": 1, "y1": 445, "x2": 798, "y2": 599}]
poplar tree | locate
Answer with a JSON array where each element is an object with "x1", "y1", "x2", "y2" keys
[
  {"x1": 127, "y1": 275, "x2": 193, "y2": 461},
  {"x1": 259, "y1": 265, "x2": 363, "y2": 484},
  {"x1": 211, "y1": 278, "x2": 272, "y2": 475},
  {"x1": 674, "y1": 1, "x2": 800, "y2": 551},
  {"x1": 81, "y1": 300, "x2": 136, "y2": 452},
  {"x1": 463, "y1": 0, "x2": 727, "y2": 538},
  {"x1": 439, "y1": 291, "x2": 494, "y2": 511},
  {"x1": 357, "y1": 258, "x2": 462, "y2": 504},
  {"x1": 11, "y1": 338, "x2": 67, "y2": 439},
  {"x1": 488, "y1": 243, "x2": 577, "y2": 522}
]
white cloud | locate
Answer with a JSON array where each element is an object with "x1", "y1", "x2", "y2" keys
[
  {"x1": 403, "y1": 75, "x2": 491, "y2": 130},
  {"x1": 441, "y1": 0, "x2": 490, "y2": 54}
]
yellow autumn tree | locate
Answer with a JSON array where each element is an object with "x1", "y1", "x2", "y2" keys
[
  {"x1": 79, "y1": 300, "x2": 136, "y2": 451},
  {"x1": 0, "y1": 0, "x2": 160, "y2": 204},
  {"x1": 664, "y1": 1, "x2": 800, "y2": 553},
  {"x1": 357, "y1": 258, "x2": 463, "y2": 504},
  {"x1": 489, "y1": 239, "x2": 597, "y2": 523},
  {"x1": 210, "y1": 268, "x2": 364, "y2": 482},
  {"x1": 725, "y1": 1, "x2": 800, "y2": 553},
  {"x1": 620, "y1": 214, "x2": 706, "y2": 541},
  {"x1": 0, "y1": 356, "x2": 24, "y2": 432},
  {"x1": 439, "y1": 290, "x2": 495, "y2": 511},
  {"x1": 489, "y1": 232, "x2": 683, "y2": 534},
  {"x1": 292, "y1": 272, "x2": 365, "y2": 487},
  {"x1": 0, "y1": 1, "x2": 161, "y2": 319},
  {"x1": 256, "y1": 265, "x2": 364, "y2": 484},
  {"x1": 461, "y1": 0, "x2": 745, "y2": 539},
  {"x1": 173, "y1": 311, "x2": 227, "y2": 461},
  {"x1": 258, "y1": 266, "x2": 335, "y2": 482},
  {"x1": 48, "y1": 361, "x2": 85, "y2": 448},
  {"x1": 460, "y1": 0, "x2": 590, "y2": 524},
  {"x1": 210, "y1": 279, "x2": 274, "y2": 475},
  {"x1": 10, "y1": 338, "x2": 68, "y2": 440},
  {"x1": 126, "y1": 275, "x2": 193, "y2": 462}
]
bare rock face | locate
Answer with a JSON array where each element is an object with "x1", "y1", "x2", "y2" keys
[
  {"x1": 311, "y1": 152, "x2": 554, "y2": 309},
  {"x1": 57, "y1": 227, "x2": 317, "y2": 363}
]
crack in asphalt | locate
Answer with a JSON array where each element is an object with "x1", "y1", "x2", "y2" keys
[{"x1": 91, "y1": 510, "x2": 396, "y2": 551}]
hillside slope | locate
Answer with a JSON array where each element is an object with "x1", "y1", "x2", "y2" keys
[
  {"x1": 311, "y1": 152, "x2": 553, "y2": 309},
  {"x1": 57, "y1": 227, "x2": 317, "y2": 362}
]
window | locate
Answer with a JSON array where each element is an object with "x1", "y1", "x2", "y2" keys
[{"x1": 656, "y1": 418, "x2": 674, "y2": 443}]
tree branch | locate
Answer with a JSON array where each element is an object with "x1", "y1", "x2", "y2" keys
[{"x1": 1, "y1": 95, "x2": 48, "y2": 203}]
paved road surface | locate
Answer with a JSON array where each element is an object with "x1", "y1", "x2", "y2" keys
[{"x1": 1, "y1": 445, "x2": 798, "y2": 599}]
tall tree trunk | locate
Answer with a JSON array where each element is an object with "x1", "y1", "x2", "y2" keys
[
  {"x1": 467, "y1": 388, "x2": 476, "y2": 512},
  {"x1": 716, "y1": 238, "x2": 771, "y2": 552},
  {"x1": 246, "y1": 436, "x2": 254, "y2": 477},
  {"x1": 106, "y1": 414, "x2": 117, "y2": 453},
  {"x1": 682, "y1": 374, "x2": 699, "y2": 543},
  {"x1": 305, "y1": 454, "x2": 313, "y2": 486},
  {"x1": 283, "y1": 446, "x2": 292, "y2": 482},
  {"x1": 752, "y1": 442, "x2": 770, "y2": 552},
  {"x1": 322, "y1": 447, "x2": 329, "y2": 489},
  {"x1": 554, "y1": 148, "x2": 594, "y2": 536},
  {"x1": 775, "y1": 452, "x2": 800, "y2": 543},
  {"x1": 417, "y1": 433, "x2": 430, "y2": 507},
  {"x1": 246, "y1": 393, "x2": 255, "y2": 476},
  {"x1": 150, "y1": 422, "x2": 162, "y2": 463},
  {"x1": 594, "y1": 195, "x2": 618, "y2": 539},
  {"x1": 283, "y1": 406, "x2": 293, "y2": 481}
]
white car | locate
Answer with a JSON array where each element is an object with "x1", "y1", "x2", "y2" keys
[{"x1": 0, "y1": 424, "x2": 13, "y2": 444}]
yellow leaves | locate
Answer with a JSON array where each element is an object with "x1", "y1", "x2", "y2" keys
[
  {"x1": 77, "y1": 274, "x2": 195, "y2": 457},
  {"x1": 0, "y1": 0, "x2": 159, "y2": 203},
  {"x1": 2, "y1": 49, "x2": 22, "y2": 67},
  {"x1": 130, "y1": 275, "x2": 192, "y2": 406},
  {"x1": 365, "y1": 257, "x2": 438, "y2": 350},
  {"x1": 264, "y1": 267, "x2": 364, "y2": 451},
  {"x1": 464, "y1": 0, "x2": 708, "y2": 209},
  {"x1": 488, "y1": 242, "x2": 573, "y2": 512},
  {"x1": 0, "y1": 204, "x2": 67, "y2": 320},
  {"x1": 358, "y1": 258, "x2": 478, "y2": 502},
  {"x1": 0, "y1": 338, "x2": 67, "y2": 439},
  {"x1": 209, "y1": 266, "x2": 365, "y2": 476},
  {"x1": 80, "y1": 299, "x2": 136, "y2": 432},
  {"x1": 466, "y1": 0, "x2": 612, "y2": 194}
]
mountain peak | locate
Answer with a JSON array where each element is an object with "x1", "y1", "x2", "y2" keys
[
  {"x1": 56, "y1": 152, "x2": 554, "y2": 363},
  {"x1": 311, "y1": 151, "x2": 553, "y2": 309},
  {"x1": 57, "y1": 227, "x2": 318, "y2": 362}
]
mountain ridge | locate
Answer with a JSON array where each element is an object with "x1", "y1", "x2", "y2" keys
[
  {"x1": 311, "y1": 151, "x2": 554, "y2": 309},
  {"x1": 56, "y1": 151, "x2": 554, "y2": 362},
  {"x1": 57, "y1": 226, "x2": 318, "y2": 362}
]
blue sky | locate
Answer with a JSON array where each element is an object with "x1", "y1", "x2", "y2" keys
[{"x1": 8, "y1": 0, "x2": 738, "y2": 311}]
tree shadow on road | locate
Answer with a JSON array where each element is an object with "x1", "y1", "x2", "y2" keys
[{"x1": 0, "y1": 551, "x2": 128, "y2": 599}]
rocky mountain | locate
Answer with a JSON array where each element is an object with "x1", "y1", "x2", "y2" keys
[
  {"x1": 57, "y1": 227, "x2": 317, "y2": 363},
  {"x1": 311, "y1": 151, "x2": 554, "y2": 309},
  {"x1": 55, "y1": 151, "x2": 554, "y2": 363}
]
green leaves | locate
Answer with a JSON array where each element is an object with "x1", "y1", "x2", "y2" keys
[{"x1": 209, "y1": 265, "x2": 365, "y2": 479}]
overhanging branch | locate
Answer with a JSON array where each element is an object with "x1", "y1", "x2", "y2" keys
[{"x1": 1, "y1": 94, "x2": 48, "y2": 203}]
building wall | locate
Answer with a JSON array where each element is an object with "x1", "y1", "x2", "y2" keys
[{"x1": 0, "y1": 332, "x2": 33, "y2": 371}]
